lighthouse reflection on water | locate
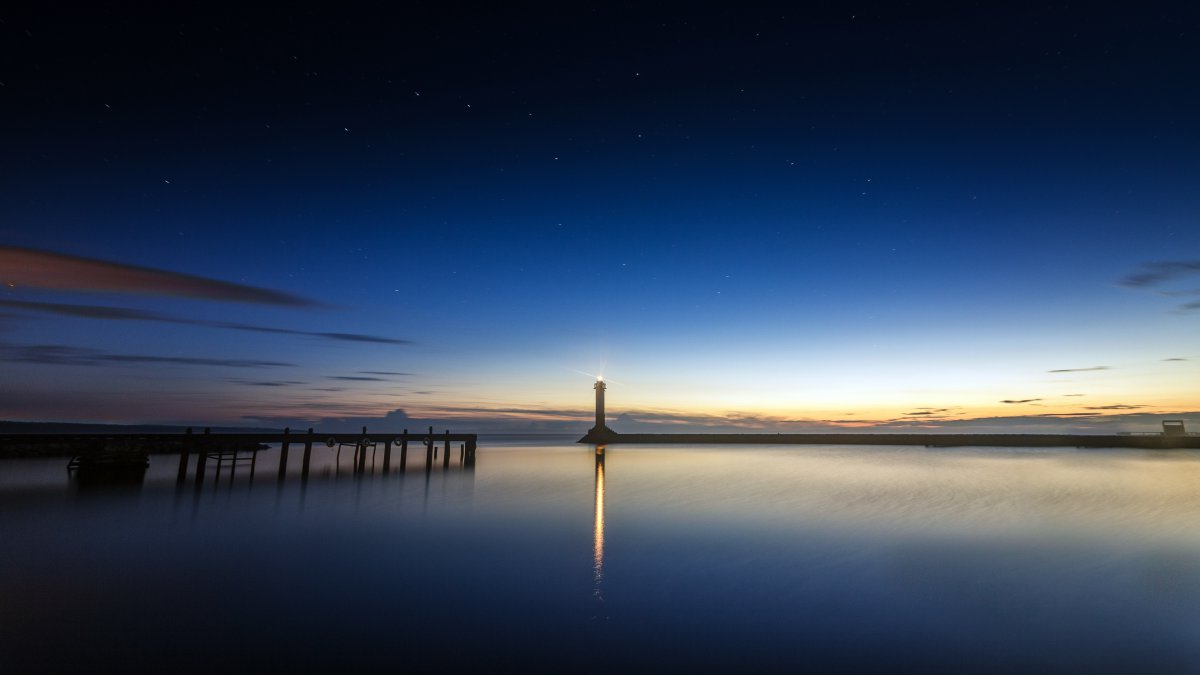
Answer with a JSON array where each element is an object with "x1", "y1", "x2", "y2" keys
[{"x1": 593, "y1": 444, "x2": 605, "y2": 602}]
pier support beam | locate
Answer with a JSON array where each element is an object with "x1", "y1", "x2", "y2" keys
[
  {"x1": 443, "y1": 430, "x2": 451, "y2": 469},
  {"x1": 400, "y1": 430, "x2": 408, "y2": 472},
  {"x1": 194, "y1": 428, "x2": 211, "y2": 488},
  {"x1": 425, "y1": 426, "x2": 434, "y2": 474},
  {"x1": 357, "y1": 426, "x2": 369, "y2": 474},
  {"x1": 176, "y1": 427, "x2": 193, "y2": 485},
  {"x1": 278, "y1": 427, "x2": 290, "y2": 482},
  {"x1": 382, "y1": 439, "x2": 392, "y2": 473},
  {"x1": 301, "y1": 428, "x2": 313, "y2": 481}
]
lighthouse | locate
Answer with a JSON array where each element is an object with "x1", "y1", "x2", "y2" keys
[
  {"x1": 581, "y1": 376, "x2": 615, "y2": 442},
  {"x1": 594, "y1": 376, "x2": 606, "y2": 430}
]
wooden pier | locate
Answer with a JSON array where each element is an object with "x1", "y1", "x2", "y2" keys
[{"x1": 0, "y1": 426, "x2": 478, "y2": 486}]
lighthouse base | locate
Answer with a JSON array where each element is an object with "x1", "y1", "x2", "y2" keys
[{"x1": 578, "y1": 425, "x2": 617, "y2": 444}]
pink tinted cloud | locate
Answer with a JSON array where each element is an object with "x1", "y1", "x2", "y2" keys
[{"x1": 0, "y1": 246, "x2": 315, "y2": 306}]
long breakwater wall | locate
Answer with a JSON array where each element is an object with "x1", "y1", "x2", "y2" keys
[{"x1": 579, "y1": 432, "x2": 1200, "y2": 449}]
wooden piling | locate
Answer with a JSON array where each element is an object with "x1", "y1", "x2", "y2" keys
[
  {"x1": 358, "y1": 426, "x2": 368, "y2": 473},
  {"x1": 301, "y1": 428, "x2": 313, "y2": 481},
  {"x1": 382, "y1": 439, "x2": 392, "y2": 473},
  {"x1": 400, "y1": 429, "x2": 408, "y2": 472},
  {"x1": 277, "y1": 427, "x2": 290, "y2": 481},
  {"x1": 177, "y1": 427, "x2": 193, "y2": 485},
  {"x1": 425, "y1": 426, "x2": 434, "y2": 473},
  {"x1": 443, "y1": 430, "x2": 450, "y2": 469},
  {"x1": 194, "y1": 427, "x2": 210, "y2": 487}
]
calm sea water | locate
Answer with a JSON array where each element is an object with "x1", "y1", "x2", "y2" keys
[{"x1": 4, "y1": 440, "x2": 1200, "y2": 672}]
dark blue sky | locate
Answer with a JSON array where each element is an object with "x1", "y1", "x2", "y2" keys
[{"x1": 2, "y1": 3, "x2": 1198, "y2": 430}]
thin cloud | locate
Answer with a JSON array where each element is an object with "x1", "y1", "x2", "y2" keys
[
  {"x1": 1063, "y1": 393, "x2": 1087, "y2": 396},
  {"x1": 214, "y1": 323, "x2": 412, "y2": 345},
  {"x1": 902, "y1": 408, "x2": 955, "y2": 417},
  {"x1": 360, "y1": 370, "x2": 413, "y2": 376},
  {"x1": 1000, "y1": 399, "x2": 1042, "y2": 404},
  {"x1": 1163, "y1": 358, "x2": 1188, "y2": 362},
  {"x1": 1082, "y1": 404, "x2": 1145, "y2": 410},
  {"x1": 1121, "y1": 261, "x2": 1200, "y2": 311},
  {"x1": 0, "y1": 342, "x2": 294, "y2": 368},
  {"x1": 1120, "y1": 260, "x2": 1200, "y2": 288},
  {"x1": 0, "y1": 299, "x2": 412, "y2": 345},
  {"x1": 1047, "y1": 366, "x2": 1109, "y2": 373},
  {"x1": 0, "y1": 245, "x2": 317, "y2": 306},
  {"x1": 329, "y1": 376, "x2": 389, "y2": 381},
  {"x1": 0, "y1": 299, "x2": 156, "y2": 320}
]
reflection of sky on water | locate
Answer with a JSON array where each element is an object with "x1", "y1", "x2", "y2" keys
[{"x1": 4, "y1": 443, "x2": 1200, "y2": 671}]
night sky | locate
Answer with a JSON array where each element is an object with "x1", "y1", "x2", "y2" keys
[{"x1": 2, "y1": 4, "x2": 1198, "y2": 432}]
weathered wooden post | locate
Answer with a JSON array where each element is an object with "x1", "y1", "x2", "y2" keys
[
  {"x1": 400, "y1": 429, "x2": 408, "y2": 472},
  {"x1": 459, "y1": 443, "x2": 465, "y2": 464},
  {"x1": 425, "y1": 425, "x2": 434, "y2": 473},
  {"x1": 357, "y1": 426, "x2": 369, "y2": 473},
  {"x1": 382, "y1": 439, "x2": 392, "y2": 473},
  {"x1": 177, "y1": 427, "x2": 193, "y2": 485},
  {"x1": 443, "y1": 430, "x2": 451, "y2": 469},
  {"x1": 278, "y1": 427, "x2": 291, "y2": 481},
  {"x1": 194, "y1": 427, "x2": 211, "y2": 487},
  {"x1": 301, "y1": 428, "x2": 314, "y2": 481},
  {"x1": 465, "y1": 437, "x2": 476, "y2": 469}
]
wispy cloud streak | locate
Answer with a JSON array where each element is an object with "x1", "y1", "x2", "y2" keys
[
  {"x1": 0, "y1": 299, "x2": 412, "y2": 345},
  {"x1": 1082, "y1": 404, "x2": 1145, "y2": 410},
  {"x1": 1120, "y1": 261, "x2": 1200, "y2": 288},
  {"x1": 1121, "y1": 261, "x2": 1200, "y2": 311},
  {"x1": 0, "y1": 246, "x2": 317, "y2": 306},
  {"x1": 0, "y1": 342, "x2": 294, "y2": 368},
  {"x1": 329, "y1": 376, "x2": 389, "y2": 381}
]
